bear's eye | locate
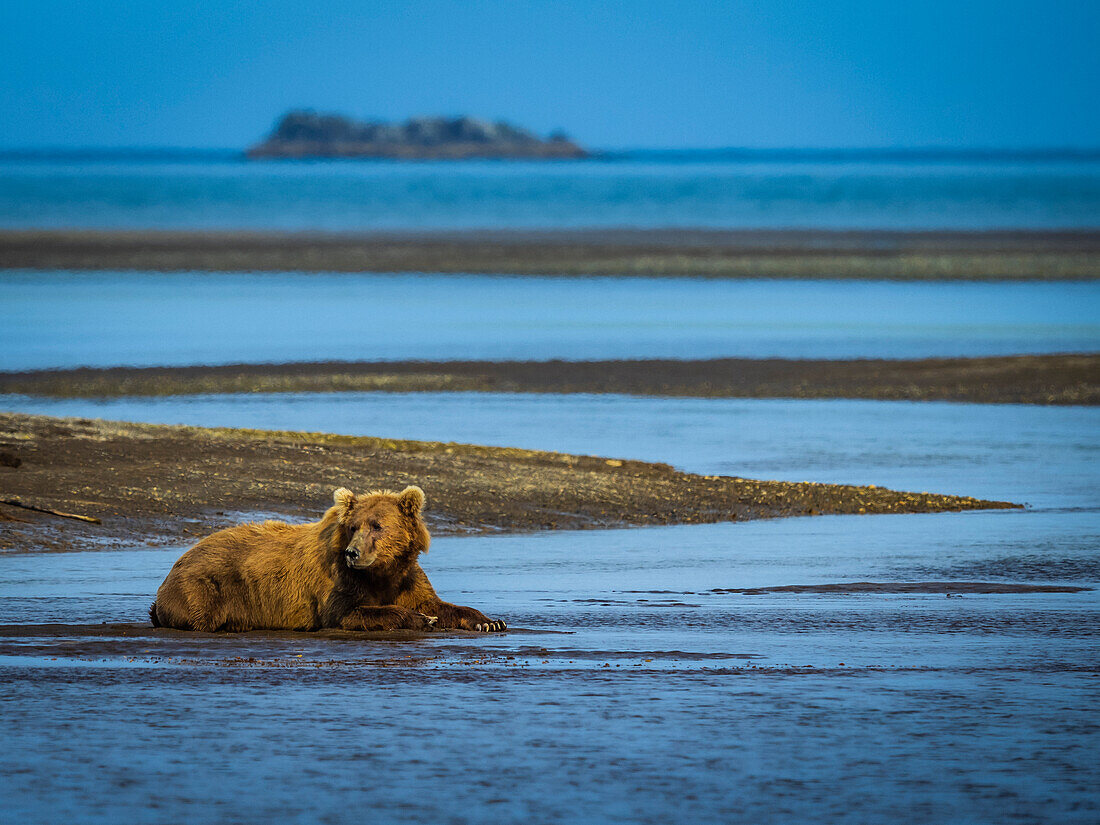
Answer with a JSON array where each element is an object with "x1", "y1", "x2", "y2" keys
[{"x1": 369, "y1": 520, "x2": 382, "y2": 532}]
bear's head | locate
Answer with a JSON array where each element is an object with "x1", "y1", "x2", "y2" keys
[{"x1": 329, "y1": 485, "x2": 430, "y2": 573}]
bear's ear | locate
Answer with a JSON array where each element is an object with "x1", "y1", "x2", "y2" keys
[
  {"x1": 396, "y1": 485, "x2": 425, "y2": 518},
  {"x1": 333, "y1": 487, "x2": 357, "y2": 523}
]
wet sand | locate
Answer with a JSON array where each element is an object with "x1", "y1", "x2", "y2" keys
[
  {"x1": 4, "y1": 353, "x2": 1096, "y2": 404},
  {"x1": 0, "y1": 411, "x2": 1016, "y2": 553},
  {"x1": 710, "y1": 581, "x2": 1092, "y2": 594},
  {"x1": 3, "y1": 227, "x2": 1099, "y2": 279},
  {"x1": 0, "y1": 622, "x2": 552, "y2": 662},
  {"x1": 0, "y1": 598, "x2": 1086, "y2": 663}
]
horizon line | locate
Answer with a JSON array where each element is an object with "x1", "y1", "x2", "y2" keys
[{"x1": 2, "y1": 145, "x2": 1100, "y2": 161}]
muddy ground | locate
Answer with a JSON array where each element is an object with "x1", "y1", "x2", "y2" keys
[
  {"x1": 3, "y1": 354, "x2": 1096, "y2": 404},
  {"x1": 0, "y1": 412, "x2": 1016, "y2": 553},
  {"x1": 2, "y1": 227, "x2": 1098, "y2": 279}
]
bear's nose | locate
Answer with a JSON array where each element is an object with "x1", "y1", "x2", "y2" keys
[{"x1": 345, "y1": 548, "x2": 360, "y2": 563}]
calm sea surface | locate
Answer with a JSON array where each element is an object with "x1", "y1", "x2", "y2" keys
[
  {"x1": 1, "y1": 156, "x2": 1098, "y2": 230},
  {"x1": 3, "y1": 271, "x2": 1098, "y2": 369}
]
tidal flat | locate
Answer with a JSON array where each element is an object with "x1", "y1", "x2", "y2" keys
[
  {"x1": 4, "y1": 353, "x2": 1096, "y2": 404},
  {"x1": 3, "y1": 227, "x2": 1099, "y2": 279},
  {"x1": 0, "y1": 411, "x2": 1014, "y2": 553}
]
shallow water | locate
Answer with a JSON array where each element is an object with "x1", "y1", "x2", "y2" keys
[
  {"x1": 2, "y1": 156, "x2": 1100, "y2": 230},
  {"x1": 3, "y1": 508, "x2": 1097, "y2": 626},
  {"x1": 2, "y1": 271, "x2": 1099, "y2": 369},
  {"x1": 1, "y1": 510, "x2": 1097, "y2": 823}
]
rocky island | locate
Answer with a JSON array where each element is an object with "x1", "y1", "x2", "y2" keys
[{"x1": 247, "y1": 111, "x2": 588, "y2": 159}]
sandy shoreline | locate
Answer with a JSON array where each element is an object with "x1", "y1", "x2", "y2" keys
[
  {"x1": 3, "y1": 354, "x2": 1096, "y2": 405},
  {"x1": 2, "y1": 227, "x2": 1098, "y2": 279},
  {"x1": 0, "y1": 412, "x2": 1016, "y2": 553}
]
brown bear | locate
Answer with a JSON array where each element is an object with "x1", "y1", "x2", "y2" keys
[{"x1": 150, "y1": 485, "x2": 506, "y2": 633}]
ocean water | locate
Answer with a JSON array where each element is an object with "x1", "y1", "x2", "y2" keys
[
  {"x1": 2, "y1": 271, "x2": 1098, "y2": 369},
  {"x1": 1, "y1": 155, "x2": 1099, "y2": 230}
]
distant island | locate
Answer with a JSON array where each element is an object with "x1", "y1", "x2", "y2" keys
[{"x1": 247, "y1": 111, "x2": 588, "y2": 160}]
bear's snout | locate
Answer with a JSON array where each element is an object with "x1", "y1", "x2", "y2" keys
[{"x1": 344, "y1": 543, "x2": 377, "y2": 569}]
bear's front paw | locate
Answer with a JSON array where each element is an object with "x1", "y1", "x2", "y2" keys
[
  {"x1": 344, "y1": 606, "x2": 438, "y2": 632},
  {"x1": 455, "y1": 611, "x2": 506, "y2": 632},
  {"x1": 431, "y1": 604, "x2": 507, "y2": 632},
  {"x1": 406, "y1": 611, "x2": 438, "y2": 631}
]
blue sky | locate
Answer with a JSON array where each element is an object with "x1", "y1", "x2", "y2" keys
[{"x1": 2, "y1": 0, "x2": 1098, "y2": 149}]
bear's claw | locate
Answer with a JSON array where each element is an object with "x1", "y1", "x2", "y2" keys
[{"x1": 474, "y1": 620, "x2": 507, "y2": 632}]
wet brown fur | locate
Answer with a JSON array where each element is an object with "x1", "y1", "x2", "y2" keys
[{"x1": 150, "y1": 486, "x2": 501, "y2": 632}]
